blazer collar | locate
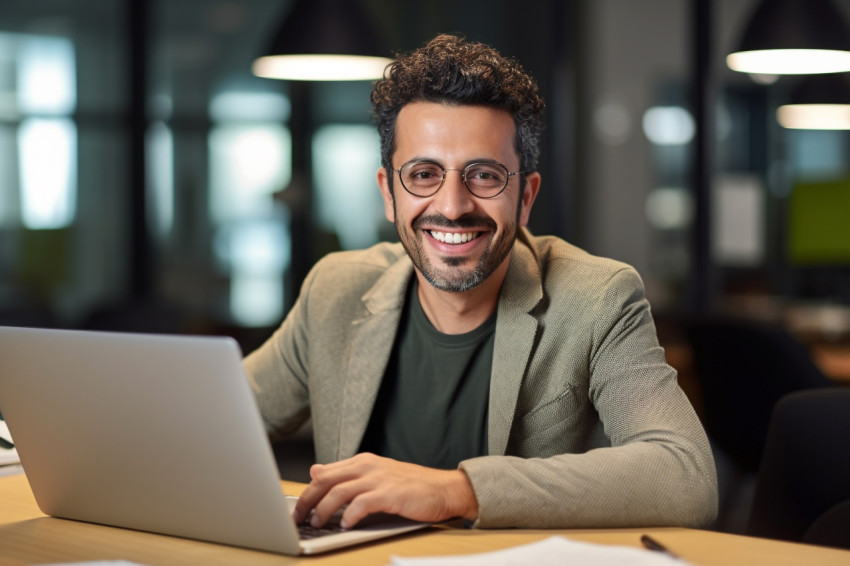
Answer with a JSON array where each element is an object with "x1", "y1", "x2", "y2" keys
[
  {"x1": 338, "y1": 254, "x2": 413, "y2": 459},
  {"x1": 488, "y1": 227, "x2": 544, "y2": 455}
]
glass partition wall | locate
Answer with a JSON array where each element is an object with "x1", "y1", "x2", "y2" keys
[
  {"x1": 0, "y1": 0, "x2": 387, "y2": 346},
  {"x1": 0, "y1": 0, "x2": 128, "y2": 329}
]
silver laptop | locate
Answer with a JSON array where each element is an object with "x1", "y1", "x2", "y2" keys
[{"x1": 0, "y1": 325, "x2": 427, "y2": 555}]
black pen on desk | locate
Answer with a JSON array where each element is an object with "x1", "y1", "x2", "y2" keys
[
  {"x1": 0, "y1": 437, "x2": 13, "y2": 450},
  {"x1": 641, "y1": 534, "x2": 680, "y2": 559}
]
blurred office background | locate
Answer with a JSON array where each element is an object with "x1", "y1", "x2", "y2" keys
[{"x1": 1, "y1": 0, "x2": 849, "y2": 537}]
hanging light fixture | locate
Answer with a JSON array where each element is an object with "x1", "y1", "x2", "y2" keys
[
  {"x1": 252, "y1": 0, "x2": 393, "y2": 81},
  {"x1": 777, "y1": 73, "x2": 850, "y2": 129},
  {"x1": 727, "y1": 0, "x2": 850, "y2": 75}
]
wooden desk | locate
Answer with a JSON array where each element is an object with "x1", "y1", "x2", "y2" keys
[
  {"x1": 811, "y1": 343, "x2": 850, "y2": 383},
  {"x1": 1, "y1": 473, "x2": 849, "y2": 566}
]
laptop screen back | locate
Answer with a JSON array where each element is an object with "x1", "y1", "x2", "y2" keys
[{"x1": 0, "y1": 326, "x2": 302, "y2": 554}]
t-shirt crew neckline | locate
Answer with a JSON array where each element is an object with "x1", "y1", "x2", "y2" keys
[{"x1": 410, "y1": 279, "x2": 498, "y2": 348}]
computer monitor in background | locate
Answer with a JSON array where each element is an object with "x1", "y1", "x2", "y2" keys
[
  {"x1": 789, "y1": 178, "x2": 850, "y2": 266},
  {"x1": 788, "y1": 177, "x2": 850, "y2": 303}
]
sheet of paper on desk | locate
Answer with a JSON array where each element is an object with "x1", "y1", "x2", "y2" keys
[
  {"x1": 0, "y1": 420, "x2": 19, "y2": 467},
  {"x1": 389, "y1": 536, "x2": 687, "y2": 566}
]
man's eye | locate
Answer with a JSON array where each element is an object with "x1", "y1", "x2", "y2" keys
[
  {"x1": 407, "y1": 165, "x2": 443, "y2": 181},
  {"x1": 467, "y1": 166, "x2": 505, "y2": 183},
  {"x1": 412, "y1": 170, "x2": 437, "y2": 179}
]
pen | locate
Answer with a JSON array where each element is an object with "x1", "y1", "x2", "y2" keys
[
  {"x1": 0, "y1": 436, "x2": 13, "y2": 450},
  {"x1": 641, "y1": 534, "x2": 680, "y2": 559}
]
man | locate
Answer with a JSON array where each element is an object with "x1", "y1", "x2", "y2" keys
[{"x1": 244, "y1": 34, "x2": 717, "y2": 531}]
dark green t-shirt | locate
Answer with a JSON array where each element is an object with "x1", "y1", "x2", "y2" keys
[{"x1": 359, "y1": 280, "x2": 495, "y2": 469}]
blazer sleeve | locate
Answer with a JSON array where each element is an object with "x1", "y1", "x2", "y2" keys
[
  {"x1": 459, "y1": 267, "x2": 718, "y2": 529},
  {"x1": 242, "y1": 265, "x2": 316, "y2": 442}
]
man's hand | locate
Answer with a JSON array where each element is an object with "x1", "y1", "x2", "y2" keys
[{"x1": 291, "y1": 453, "x2": 479, "y2": 529}]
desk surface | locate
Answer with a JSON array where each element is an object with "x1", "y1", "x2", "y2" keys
[
  {"x1": 1, "y1": 473, "x2": 849, "y2": 566},
  {"x1": 811, "y1": 343, "x2": 850, "y2": 382}
]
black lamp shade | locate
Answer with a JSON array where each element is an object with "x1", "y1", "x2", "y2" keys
[
  {"x1": 263, "y1": 0, "x2": 387, "y2": 59},
  {"x1": 252, "y1": 0, "x2": 393, "y2": 81},
  {"x1": 787, "y1": 73, "x2": 850, "y2": 105},
  {"x1": 728, "y1": 0, "x2": 850, "y2": 74},
  {"x1": 737, "y1": 0, "x2": 850, "y2": 53}
]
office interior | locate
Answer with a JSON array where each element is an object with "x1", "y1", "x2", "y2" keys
[{"x1": 1, "y1": 0, "x2": 848, "y2": 544}]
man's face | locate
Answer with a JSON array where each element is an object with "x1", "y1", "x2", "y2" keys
[{"x1": 377, "y1": 102, "x2": 540, "y2": 293}]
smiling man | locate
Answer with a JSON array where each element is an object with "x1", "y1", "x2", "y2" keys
[{"x1": 244, "y1": 34, "x2": 717, "y2": 531}]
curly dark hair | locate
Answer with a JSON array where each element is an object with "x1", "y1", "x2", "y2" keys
[{"x1": 371, "y1": 34, "x2": 544, "y2": 191}]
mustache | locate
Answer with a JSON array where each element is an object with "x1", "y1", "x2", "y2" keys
[{"x1": 413, "y1": 214, "x2": 497, "y2": 231}]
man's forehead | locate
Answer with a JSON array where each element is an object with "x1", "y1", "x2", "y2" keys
[
  {"x1": 396, "y1": 101, "x2": 513, "y2": 121},
  {"x1": 393, "y1": 102, "x2": 517, "y2": 160}
]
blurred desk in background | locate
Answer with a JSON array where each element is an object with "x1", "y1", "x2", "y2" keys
[
  {"x1": 810, "y1": 343, "x2": 850, "y2": 383},
  {"x1": 784, "y1": 303, "x2": 850, "y2": 384},
  {"x1": 784, "y1": 303, "x2": 850, "y2": 344}
]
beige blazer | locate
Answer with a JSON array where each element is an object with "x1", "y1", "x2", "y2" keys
[{"x1": 244, "y1": 228, "x2": 718, "y2": 528}]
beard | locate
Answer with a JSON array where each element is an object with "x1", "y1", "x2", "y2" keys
[{"x1": 394, "y1": 209, "x2": 520, "y2": 293}]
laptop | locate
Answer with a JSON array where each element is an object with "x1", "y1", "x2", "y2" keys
[{"x1": 0, "y1": 325, "x2": 428, "y2": 555}]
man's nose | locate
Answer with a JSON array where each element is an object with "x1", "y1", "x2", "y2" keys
[{"x1": 431, "y1": 170, "x2": 475, "y2": 219}]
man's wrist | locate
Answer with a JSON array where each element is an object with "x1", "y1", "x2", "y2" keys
[{"x1": 448, "y1": 469, "x2": 479, "y2": 522}]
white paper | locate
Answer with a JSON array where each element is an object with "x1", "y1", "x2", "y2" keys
[
  {"x1": 0, "y1": 420, "x2": 19, "y2": 467},
  {"x1": 0, "y1": 464, "x2": 23, "y2": 477},
  {"x1": 712, "y1": 174, "x2": 764, "y2": 266},
  {"x1": 389, "y1": 536, "x2": 687, "y2": 566}
]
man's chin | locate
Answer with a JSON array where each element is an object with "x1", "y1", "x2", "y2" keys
[
  {"x1": 440, "y1": 254, "x2": 471, "y2": 268},
  {"x1": 424, "y1": 275, "x2": 484, "y2": 294},
  {"x1": 421, "y1": 264, "x2": 486, "y2": 293}
]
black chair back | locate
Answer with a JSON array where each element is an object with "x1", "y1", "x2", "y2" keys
[
  {"x1": 748, "y1": 389, "x2": 850, "y2": 549},
  {"x1": 686, "y1": 317, "x2": 833, "y2": 473}
]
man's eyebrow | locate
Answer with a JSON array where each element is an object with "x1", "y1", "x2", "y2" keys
[
  {"x1": 405, "y1": 157, "x2": 503, "y2": 167},
  {"x1": 405, "y1": 156, "x2": 444, "y2": 165},
  {"x1": 463, "y1": 158, "x2": 500, "y2": 166}
]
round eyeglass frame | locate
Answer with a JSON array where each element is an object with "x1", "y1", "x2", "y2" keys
[{"x1": 392, "y1": 160, "x2": 524, "y2": 199}]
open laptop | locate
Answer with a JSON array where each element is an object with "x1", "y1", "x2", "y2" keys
[{"x1": 0, "y1": 325, "x2": 428, "y2": 555}]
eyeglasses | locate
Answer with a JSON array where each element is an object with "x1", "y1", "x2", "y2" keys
[{"x1": 392, "y1": 160, "x2": 523, "y2": 199}]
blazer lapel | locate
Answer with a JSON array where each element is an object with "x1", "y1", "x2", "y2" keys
[
  {"x1": 488, "y1": 229, "x2": 543, "y2": 455},
  {"x1": 337, "y1": 257, "x2": 413, "y2": 460}
]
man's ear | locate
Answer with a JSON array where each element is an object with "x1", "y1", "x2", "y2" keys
[
  {"x1": 518, "y1": 172, "x2": 541, "y2": 227},
  {"x1": 377, "y1": 167, "x2": 395, "y2": 223}
]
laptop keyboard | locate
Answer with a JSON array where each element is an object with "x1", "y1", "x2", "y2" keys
[{"x1": 297, "y1": 520, "x2": 346, "y2": 540}]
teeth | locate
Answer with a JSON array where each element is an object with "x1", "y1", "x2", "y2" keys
[{"x1": 430, "y1": 231, "x2": 479, "y2": 244}]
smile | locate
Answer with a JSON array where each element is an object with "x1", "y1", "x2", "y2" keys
[{"x1": 429, "y1": 231, "x2": 480, "y2": 244}]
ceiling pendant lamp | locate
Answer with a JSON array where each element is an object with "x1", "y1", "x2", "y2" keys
[
  {"x1": 777, "y1": 73, "x2": 850, "y2": 129},
  {"x1": 727, "y1": 0, "x2": 850, "y2": 75},
  {"x1": 252, "y1": 0, "x2": 393, "y2": 81}
]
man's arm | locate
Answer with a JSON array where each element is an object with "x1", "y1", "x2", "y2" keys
[
  {"x1": 460, "y1": 267, "x2": 718, "y2": 528},
  {"x1": 459, "y1": 428, "x2": 716, "y2": 528}
]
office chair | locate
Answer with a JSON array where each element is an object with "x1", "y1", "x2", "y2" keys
[
  {"x1": 748, "y1": 388, "x2": 850, "y2": 549},
  {"x1": 685, "y1": 317, "x2": 833, "y2": 474}
]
